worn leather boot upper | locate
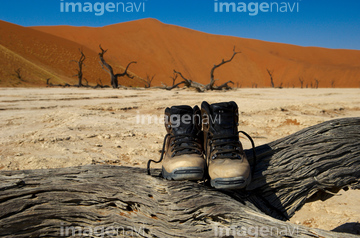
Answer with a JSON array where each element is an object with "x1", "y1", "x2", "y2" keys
[
  {"x1": 201, "y1": 101, "x2": 251, "y2": 189},
  {"x1": 161, "y1": 105, "x2": 205, "y2": 180}
]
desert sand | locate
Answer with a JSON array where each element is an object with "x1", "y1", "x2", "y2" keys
[{"x1": 0, "y1": 87, "x2": 359, "y2": 233}]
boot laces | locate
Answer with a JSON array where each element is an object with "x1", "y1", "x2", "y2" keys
[
  {"x1": 209, "y1": 134, "x2": 242, "y2": 160},
  {"x1": 208, "y1": 131, "x2": 256, "y2": 159},
  {"x1": 207, "y1": 131, "x2": 257, "y2": 176}
]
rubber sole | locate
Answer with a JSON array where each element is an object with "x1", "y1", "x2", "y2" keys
[
  {"x1": 210, "y1": 174, "x2": 251, "y2": 190},
  {"x1": 162, "y1": 166, "x2": 204, "y2": 181}
]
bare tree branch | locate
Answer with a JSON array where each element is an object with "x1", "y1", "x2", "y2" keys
[
  {"x1": 114, "y1": 61, "x2": 137, "y2": 79},
  {"x1": 212, "y1": 80, "x2": 234, "y2": 90},
  {"x1": 143, "y1": 74, "x2": 156, "y2": 88},
  {"x1": 173, "y1": 70, "x2": 205, "y2": 92},
  {"x1": 170, "y1": 72, "x2": 178, "y2": 86},
  {"x1": 165, "y1": 47, "x2": 240, "y2": 92},
  {"x1": 98, "y1": 45, "x2": 136, "y2": 88},
  {"x1": 161, "y1": 81, "x2": 187, "y2": 90},
  {"x1": 208, "y1": 46, "x2": 240, "y2": 90}
]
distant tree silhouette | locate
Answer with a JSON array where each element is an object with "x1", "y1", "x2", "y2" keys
[
  {"x1": 314, "y1": 78, "x2": 320, "y2": 89},
  {"x1": 144, "y1": 74, "x2": 156, "y2": 88},
  {"x1": 266, "y1": 69, "x2": 275, "y2": 88},
  {"x1": 98, "y1": 45, "x2": 136, "y2": 88},
  {"x1": 13, "y1": 68, "x2": 24, "y2": 82},
  {"x1": 70, "y1": 48, "x2": 86, "y2": 87},
  {"x1": 299, "y1": 77, "x2": 304, "y2": 88},
  {"x1": 331, "y1": 80, "x2": 335, "y2": 88}
]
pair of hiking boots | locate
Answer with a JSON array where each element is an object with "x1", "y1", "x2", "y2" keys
[{"x1": 148, "y1": 101, "x2": 255, "y2": 190}]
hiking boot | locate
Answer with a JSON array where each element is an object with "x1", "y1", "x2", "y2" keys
[
  {"x1": 201, "y1": 101, "x2": 251, "y2": 189},
  {"x1": 148, "y1": 105, "x2": 205, "y2": 180}
]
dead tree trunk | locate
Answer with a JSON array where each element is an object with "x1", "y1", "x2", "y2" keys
[
  {"x1": 98, "y1": 45, "x2": 137, "y2": 89},
  {"x1": 71, "y1": 49, "x2": 86, "y2": 87},
  {"x1": 299, "y1": 77, "x2": 304, "y2": 88},
  {"x1": 0, "y1": 118, "x2": 359, "y2": 237},
  {"x1": 314, "y1": 78, "x2": 320, "y2": 89},
  {"x1": 267, "y1": 69, "x2": 275, "y2": 88}
]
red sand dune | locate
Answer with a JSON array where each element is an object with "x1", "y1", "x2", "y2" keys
[
  {"x1": 1, "y1": 18, "x2": 360, "y2": 87},
  {"x1": 0, "y1": 20, "x2": 141, "y2": 87}
]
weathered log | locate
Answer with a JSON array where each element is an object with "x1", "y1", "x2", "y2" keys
[{"x1": 0, "y1": 118, "x2": 359, "y2": 237}]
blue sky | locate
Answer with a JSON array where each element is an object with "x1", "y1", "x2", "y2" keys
[{"x1": 1, "y1": 0, "x2": 360, "y2": 50}]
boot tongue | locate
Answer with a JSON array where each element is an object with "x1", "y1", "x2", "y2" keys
[
  {"x1": 209, "y1": 102, "x2": 237, "y2": 136},
  {"x1": 169, "y1": 105, "x2": 196, "y2": 135}
]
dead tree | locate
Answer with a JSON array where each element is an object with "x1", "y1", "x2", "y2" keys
[
  {"x1": 299, "y1": 77, "x2": 304, "y2": 88},
  {"x1": 161, "y1": 73, "x2": 179, "y2": 90},
  {"x1": 1, "y1": 118, "x2": 359, "y2": 237},
  {"x1": 167, "y1": 47, "x2": 239, "y2": 92},
  {"x1": 315, "y1": 78, "x2": 320, "y2": 89},
  {"x1": 70, "y1": 48, "x2": 86, "y2": 87},
  {"x1": 170, "y1": 72, "x2": 178, "y2": 86},
  {"x1": 12, "y1": 68, "x2": 24, "y2": 81},
  {"x1": 143, "y1": 74, "x2": 156, "y2": 88},
  {"x1": 98, "y1": 45, "x2": 137, "y2": 89},
  {"x1": 267, "y1": 69, "x2": 275, "y2": 88},
  {"x1": 331, "y1": 80, "x2": 335, "y2": 88},
  {"x1": 206, "y1": 46, "x2": 240, "y2": 90},
  {"x1": 45, "y1": 78, "x2": 66, "y2": 87}
]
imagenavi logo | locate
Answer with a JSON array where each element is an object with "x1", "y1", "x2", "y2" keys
[
  {"x1": 214, "y1": 1, "x2": 300, "y2": 16},
  {"x1": 60, "y1": 0, "x2": 146, "y2": 16}
]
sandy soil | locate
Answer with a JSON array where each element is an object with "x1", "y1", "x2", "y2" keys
[{"x1": 0, "y1": 87, "x2": 359, "y2": 233}]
